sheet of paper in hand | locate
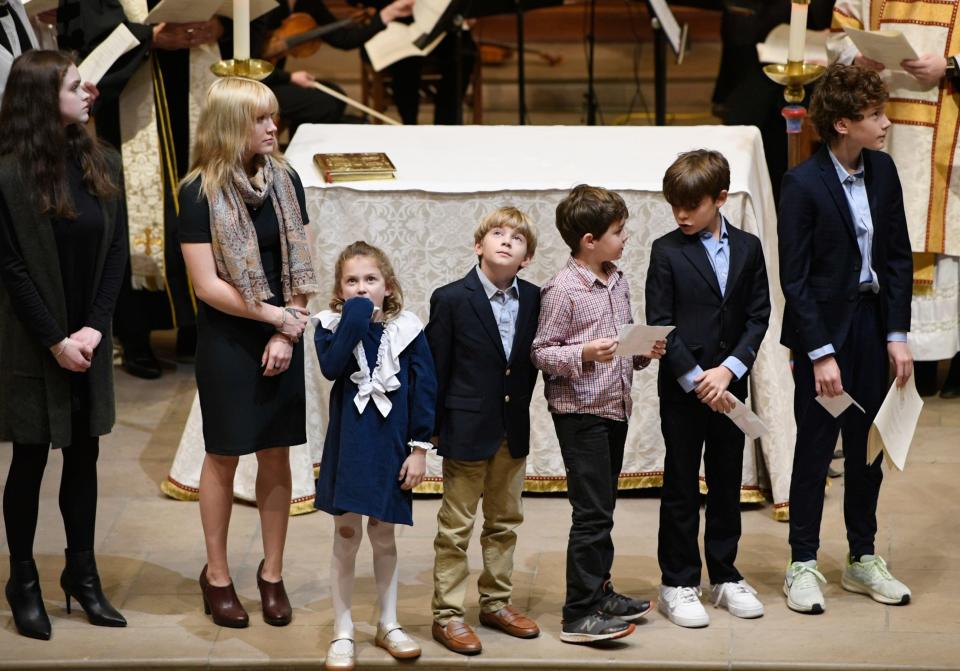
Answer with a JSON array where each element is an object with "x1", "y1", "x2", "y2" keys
[
  {"x1": 815, "y1": 391, "x2": 865, "y2": 418},
  {"x1": 867, "y1": 376, "x2": 923, "y2": 472},
  {"x1": 615, "y1": 324, "x2": 674, "y2": 357},
  {"x1": 725, "y1": 396, "x2": 769, "y2": 439}
]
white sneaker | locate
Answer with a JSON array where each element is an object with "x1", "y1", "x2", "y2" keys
[
  {"x1": 784, "y1": 560, "x2": 826, "y2": 614},
  {"x1": 842, "y1": 554, "x2": 911, "y2": 605},
  {"x1": 324, "y1": 638, "x2": 355, "y2": 671},
  {"x1": 711, "y1": 580, "x2": 764, "y2": 618},
  {"x1": 658, "y1": 585, "x2": 710, "y2": 628}
]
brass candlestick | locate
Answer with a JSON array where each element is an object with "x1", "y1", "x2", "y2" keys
[
  {"x1": 763, "y1": 60, "x2": 826, "y2": 104},
  {"x1": 210, "y1": 58, "x2": 274, "y2": 80}
]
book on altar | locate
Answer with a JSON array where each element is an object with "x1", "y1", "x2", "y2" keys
[
  {"x1": 842, "y1": 26, "x2": 919, "y2": 71},
  {"x1": 313, "y1": 153, "x2": 397, "y2": 184},
  {"x1": 364, "y1": 0, "x2": 450, "y2": 71},
  {"x1": 146, "y1": 0, "x2": 277, "y2": 24}
]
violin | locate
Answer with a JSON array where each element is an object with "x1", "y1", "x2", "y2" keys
[{"x1": 262, "y1": 8, "x2": 374, "y2": 62}]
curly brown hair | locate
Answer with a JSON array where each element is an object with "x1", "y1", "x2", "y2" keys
[
  {"x1": 555, "y1": 184, "x2": 628, "y2": 253},
  {"x1": 329, "y1": 241, "x2": 404, "y2": 320},
  {"x1": 809, "y1": 64, "x2": 888, "y2": 144}
]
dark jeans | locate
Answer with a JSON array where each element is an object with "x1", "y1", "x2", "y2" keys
[
  {"x1": 3, "y1": 413, "x2": 100, "y2": 560},
  {"x1": 789, "y1": 295, "x2": 887, "y2": 562},
  {"x1": 552, "y1": 413, "x2": 627, "y2": 622},
  {"x1": 658, "y1": 398, "x2": 745, "y2": 587}
]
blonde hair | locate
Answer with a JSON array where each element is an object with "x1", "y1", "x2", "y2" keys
[
  {"x1": 473, "y1": 206, "x2": 538, "y2": 259},
  {"x1": 182, "y1": 77, "x2": 289, "y2": 199},
  {"x1": 329, "y1": 241, "x2": 404, "y2": 320}
]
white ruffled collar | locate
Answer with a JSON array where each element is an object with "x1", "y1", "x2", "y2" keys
[{"x1": 316, "y1": 309, "x2": 423, "y2": 417}]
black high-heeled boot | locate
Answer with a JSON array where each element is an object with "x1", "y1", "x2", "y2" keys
[
  {"x1": 60, "y1": 549, "x2": 126, "y2": 627},
  {"x1": 5, "y1": 558, "x2": 52, "y2": 640}
]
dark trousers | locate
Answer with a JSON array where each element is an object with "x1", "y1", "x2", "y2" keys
[
  {"x1": 658, "y1": 398, "x2": 745, "y2": 586},
  {"x1": 2, "y1": 414, "x2": 100, "y2": 560},
  {"x1": 789, "y1": 295, "x2": 887, "y2": 562},
  {"x1": 552, "y1": 413, "x2": 627, "y2": 622},
  {"x1": 388, "y1": 32, "x2": 477, "y2": 125}
]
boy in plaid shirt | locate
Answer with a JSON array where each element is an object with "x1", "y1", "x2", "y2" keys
[{"x1": 532, "y1": 185, "x2": 665, "y2": 644}]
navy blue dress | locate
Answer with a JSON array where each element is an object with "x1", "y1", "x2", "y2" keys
[{"x1": 314, "y1": 297, "x2": 436, "y2": 525}]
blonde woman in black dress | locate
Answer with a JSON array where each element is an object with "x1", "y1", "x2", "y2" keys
[{"x1": 179, "y1": 77, "x2": 316, "y2": 628}]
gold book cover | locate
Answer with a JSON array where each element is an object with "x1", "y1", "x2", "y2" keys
[{"x1": 313, "y1": 152, "x2": 396, "y2": 184}]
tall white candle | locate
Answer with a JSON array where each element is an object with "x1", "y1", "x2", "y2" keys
[
  {"x1": 788, "y1": 1, "x2": 809, "y2": 63},
  {"x1": 233, "y1": 0, "x2": 250, "y2": 61}
]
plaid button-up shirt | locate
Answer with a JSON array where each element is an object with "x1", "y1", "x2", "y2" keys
[{"x1": 532, "y1": 256, "x2": 646, "y2": 421}]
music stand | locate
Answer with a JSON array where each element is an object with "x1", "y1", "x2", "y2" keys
[{"x1": 643, "y1": 0, "x2": 688, "y2": 125}]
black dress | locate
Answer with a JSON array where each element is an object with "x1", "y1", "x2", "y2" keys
[{"x1": 177, "y1": 174, "x2": 309, "y2": 456}]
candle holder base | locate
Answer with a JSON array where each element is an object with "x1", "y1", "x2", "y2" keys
[
  {"x1": 763, "y1": 61, "x2": 826, "y2": 104},
  {"x1": 210, "y1": 59, "x2": 275, "y2": 81}
]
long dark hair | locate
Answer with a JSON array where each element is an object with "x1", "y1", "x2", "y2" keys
[{"x1": 0, "y1": 50, "x2": 118, "y2": 218}]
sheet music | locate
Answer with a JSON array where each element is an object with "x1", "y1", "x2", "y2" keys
[
  {"x1": 412, "y1": 0, "x2": 452, "y2": 36},
  {"x1": 842, "y1": 26, "x2": 919, "y2": 71},
  {"x1": 866, "y1": 377, "x2": 923, "y2": 472},
  {"x1": 216, "y1": 0, "x2": 279, "y2": 21},
  {"x1": 815, "y1": 391, "x2": 866, "y2": 419},
  {"x1": 146, "y1": 0, "x2": 222, "y2": 24},
  {"x1": 78, "y1": 24, "x2": 140, "y2": 86},
  {"x1": 22, "y1": 0, "x2": 59, "y2": 17},
  {"x1": 364, "y1": 22, "x2": 445, "y2": 72},
  {"x1": 614, "y1": 324, "x2": 674, "y2": 358},
  {"x1": 725, "y1": 396, "x2": 769, "y2": 440}
]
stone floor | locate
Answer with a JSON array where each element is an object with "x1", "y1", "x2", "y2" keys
[{"x1": 1, "y1": 338, "x2": 958, "y2": 670}]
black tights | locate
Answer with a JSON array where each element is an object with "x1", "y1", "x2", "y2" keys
[{"x1": 3, "y1": 430, "x2": 99, "y2": 561}]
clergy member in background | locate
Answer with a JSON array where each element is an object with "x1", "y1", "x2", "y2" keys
[{"x1": 0, "y1": 0, "x2": 39, "y2": 100}]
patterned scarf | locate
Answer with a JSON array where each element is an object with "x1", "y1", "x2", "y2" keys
[{"x1": 209, "y1": 156, "x2": 317, "y2": 305}]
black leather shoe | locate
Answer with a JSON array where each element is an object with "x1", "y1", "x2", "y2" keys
[
  {"x1": 60, "y1": 549, "x2": 126, "y2": 627},
  {"x1": 122, "y1": 353, "x2": 162, "y2": 379},
  {"x1": 5, "y1": 558, "x2": 51, "y2": 640}
]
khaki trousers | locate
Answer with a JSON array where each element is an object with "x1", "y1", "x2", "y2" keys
[{"x1": 431, "y1": 441, "x2": 526, "y2": 624}]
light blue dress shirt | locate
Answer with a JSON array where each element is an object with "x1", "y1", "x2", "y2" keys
[
  {"x1": 677, "y1": 217, "x2": 749, "y2": 394},
  {"x1": 806, "y1": 151, "x2": 907, "y2": 362},
  {"x1": 475, "y1": 266, "x2": 520, "y2": 361}
]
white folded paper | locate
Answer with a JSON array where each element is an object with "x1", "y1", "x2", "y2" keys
[
  {"x1": 725, "y1": 395, "x2": 769, "y2": 439},
  {"x1": 757, "y1": 24, "x2": 830, "y2": 65},
  {"x1": 146, "y1": 0, "x2": 277, "y2": 25},
  {"x1": 615, "y1": 324, "x2": 674, "y2": 358},
  {"x1": 364, "y1": 21, "x2": 445, "y2": 72},
  {"x1": 78, "y1": 24, "x2": 140, "y2": 86},
  {"x1": 866, "y1": 376, "x2": 923, "y2": 471},
  {"x1": 815, "y1": 391, "x2": 865, "y2": 418},
  {"x1": 216, "y1": 0, "x2": 278, "y2": 21},
  {"x1": 842, "y1": 26, "x2": 919, "y2": 71}
]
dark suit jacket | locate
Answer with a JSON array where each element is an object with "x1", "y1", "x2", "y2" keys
[
  {"x1": 426, "y1": 268, "x2": 540, "y2": 461},
  {"x1": 645, "y1": 222, "x2": 770, "y2": 404},
  {"x1": 778, "y1": 146, "x2": 913, "y2": 354}
]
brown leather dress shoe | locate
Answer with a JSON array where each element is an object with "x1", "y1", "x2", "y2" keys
[
  {"x1": 432, "y1": 619, "x2": 482, "y2": 655},
  {"x1": 479, "y1": 605, "x2": 541, "y2": 639},
  {"x1": 199, "y1": 565, "x2": 248, "y2": 628},
  {"x1": 256, "y1": 560, "x2": 292, "y2": 626}
]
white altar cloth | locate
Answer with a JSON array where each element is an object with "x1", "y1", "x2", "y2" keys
[{"x1": 168, "y1": 124, "x2": 796, "y2": 519}]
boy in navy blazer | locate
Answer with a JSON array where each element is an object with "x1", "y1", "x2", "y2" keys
[
  {"x1": 779, "y1": 64, "x2": 913, "y2": 615},
  {"x1": 646, "y1": 150, "x2": 770, "y2": 628},
  {"x1": 426, "y1": 207, "x2": 541, "y2": 655}
]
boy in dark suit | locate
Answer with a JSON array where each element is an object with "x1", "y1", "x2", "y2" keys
[
  {"x1": 646, "y1": 150, "x2": 771, "y2": 627},
  {"x1": 427, "y1": 207, "x2": 541, "y2": 655},
  {"x1": 779, "y1": 64, "x2": 913, "y2": 614}
]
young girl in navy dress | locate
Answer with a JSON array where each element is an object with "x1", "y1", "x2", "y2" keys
[{"x1": 314, "y1": 240, "x2": 436, "y2": 670}]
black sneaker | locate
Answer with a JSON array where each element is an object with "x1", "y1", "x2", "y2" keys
[
  {"x1": 599, "y1": 580, "x2": 652, "y2": 622},
  {"x1": 559, "y1": 610, "x2": 635, "y2": 644}
]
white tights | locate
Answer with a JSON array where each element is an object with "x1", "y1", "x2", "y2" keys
[{"x1": 330, "y1": 512, "x2": 399, "y2": 640}]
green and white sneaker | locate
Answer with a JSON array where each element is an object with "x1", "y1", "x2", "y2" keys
[
  {"x1": 841, "y1": 554, "x2": 911, "y2": 605},
  {"x1": 784, "y1": 560, "x2": 826, "y2": 614}
]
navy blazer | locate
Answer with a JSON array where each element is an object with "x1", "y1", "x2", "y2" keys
[
  {"x1": 778, "y1": 146, "x2": 912, "y2": 354},
  {"x1": 645, "y1": 222, "x2": 770, "y2": 403},
  {"x1": 426, "y1": 268, "x2": 541, "y2": 461}
]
